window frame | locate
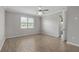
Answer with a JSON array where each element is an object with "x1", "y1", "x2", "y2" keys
[{"x1": 20, "y1": 16, "x2": 34, "y2": 29}]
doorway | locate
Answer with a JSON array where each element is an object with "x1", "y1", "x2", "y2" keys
[
  {"x1": 59, "y1": 15, "x2": 64, "y2": 39},
  {"x1": 58, "y1": 11, "x2": 66, "y2": 41}
]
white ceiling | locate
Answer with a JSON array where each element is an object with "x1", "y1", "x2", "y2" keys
[{"x1": 3, "y1": 6, "x2": 66, "y2": 16}]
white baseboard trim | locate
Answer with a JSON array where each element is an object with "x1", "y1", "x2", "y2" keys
[
  {"x1": 6, "y1": 33, "x2": 41, "y2": 39},
  {"x1": 41, "y1": 33, "x2": 58, "y2": 38},
  {"x1": 67, "y1": 41, "x2": 79, "y2": 47}
]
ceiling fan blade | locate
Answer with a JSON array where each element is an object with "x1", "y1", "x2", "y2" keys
[
  {"x1": 38, "y1": 9, "x2": 48, "y2": 11},
  {"x1": 43, "y1": 9, "x2": 48, "y2": 11},
  {"x1": 38, "y1": 9, "x2": 42, "y2": 11}
]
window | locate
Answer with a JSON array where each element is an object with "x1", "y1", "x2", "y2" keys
[
  {"x1": 28, "y1": 18, "x2": 34, "y2": 28},
  {"x1": 21, "y1": 17, "x2": 34, "y2": 29}
]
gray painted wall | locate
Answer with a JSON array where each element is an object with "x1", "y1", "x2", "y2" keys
[
  {"x1": 5, "y1": 11, "x2": 41, "y2": 38},
  {"x1": 42, "y1": 13, "x2": 62, "y2": 37},
  {"x1": 66, "y1": 6, "x2": 79, "y2": 45},
  {"x1": 0, "y1": 7, "x2": 5, "y2": 50}
]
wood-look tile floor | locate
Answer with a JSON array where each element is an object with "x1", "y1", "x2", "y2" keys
[{"x1": 1, "y1": 34, "x2": 79, "y2": 52}]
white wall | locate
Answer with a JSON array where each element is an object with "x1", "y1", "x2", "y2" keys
[
  {"x1": 42, "y1": 13, "x2": 62, "y2": 37},
  {"x1": 66, "y1": 6, "x2": 79, "y2": 45},
  {"x1": 5, "y1": 11, "x2": 41, "y2": 38},
  {"x1": 0, "y1": 7, "x2": 5, "y2": 50}
]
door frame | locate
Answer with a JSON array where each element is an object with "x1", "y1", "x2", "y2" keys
[{"x1": 58, "y1": 9, "x2": 67, "y2": 41}]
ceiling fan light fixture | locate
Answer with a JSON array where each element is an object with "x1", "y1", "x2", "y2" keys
[
  {"x1": 38, "y1": 7, "x2": 42, "y2": 10},
  {"x1": 38, "y1": 11, "x2": 43, "y2": 16},
  {"x1": 37, "y1": 6, "x2": 48, "y2": 16}
]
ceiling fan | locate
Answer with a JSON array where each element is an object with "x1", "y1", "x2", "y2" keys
[{"x1": 37, "y1": 6, "x2": 49, "y2": 16}]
